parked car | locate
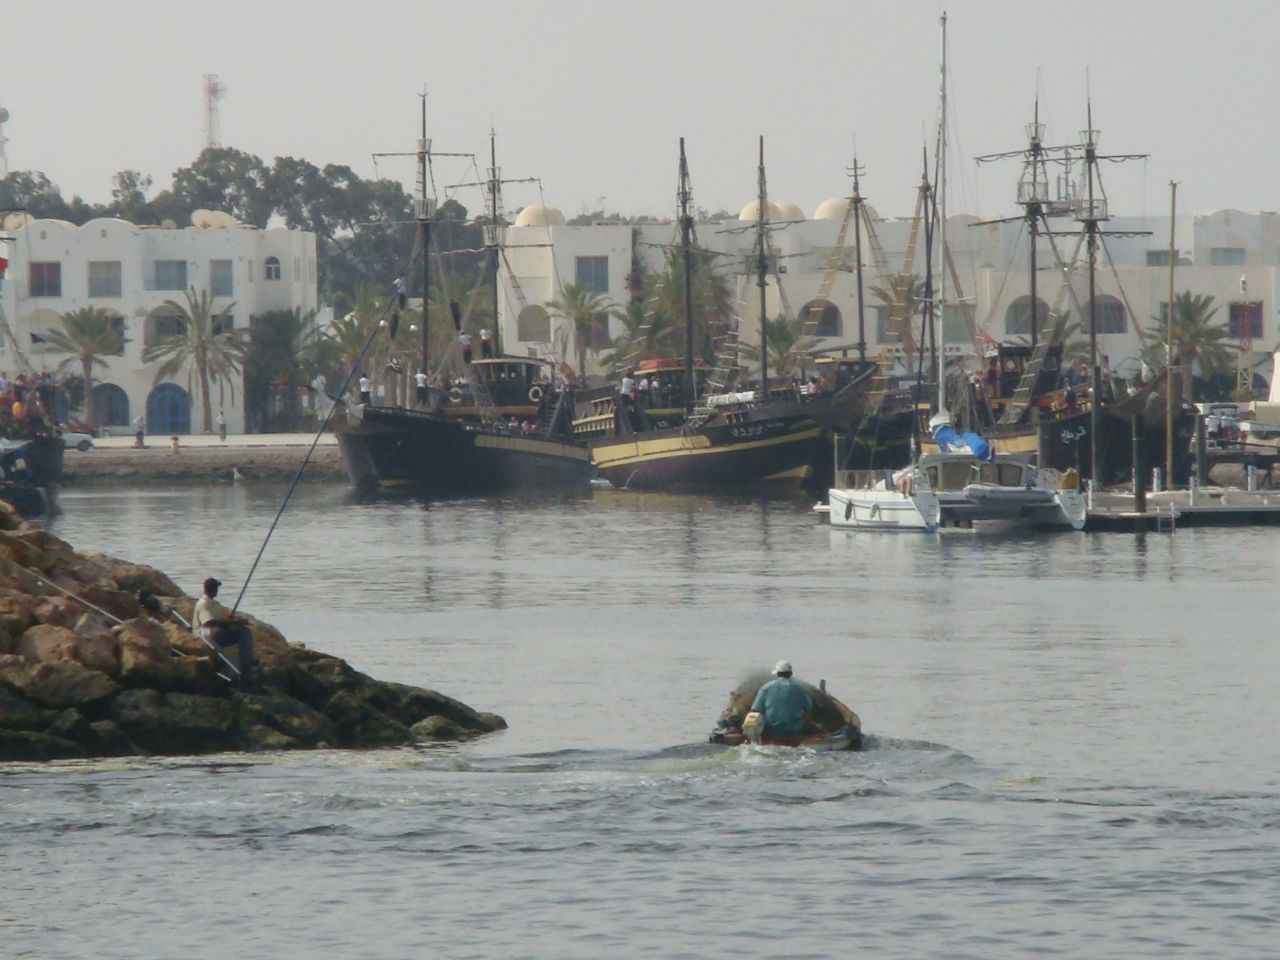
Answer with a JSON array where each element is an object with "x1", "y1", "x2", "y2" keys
[{"x1": 58, "y1": 429, "x2": 94, "y2": 452}]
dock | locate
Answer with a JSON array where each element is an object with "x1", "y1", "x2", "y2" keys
[{"x1": 1086, "y1": 487, "x2": 1280, "y2": 531}]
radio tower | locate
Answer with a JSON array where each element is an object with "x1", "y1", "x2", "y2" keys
[
  {"x1": 0, "y1": 105, "x2": 10, "y2": 174},
  {"x1": 203, "y1": 74, "x2": 225, "y2": 149}
]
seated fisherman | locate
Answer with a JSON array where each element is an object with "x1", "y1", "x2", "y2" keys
[
  {"x1": 750, "y1": 660, "x2": 812, "y2": 737},
  {"x1": 191, "y1": 577, "x2": 256, "y2": 681}
]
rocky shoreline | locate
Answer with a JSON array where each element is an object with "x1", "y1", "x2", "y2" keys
[
  {"x1": 62, "y1": 442, "x2": 346, "y2": 486},
  {"x1": 0, "y1": 500, "x2": 505, "y2": 762}
]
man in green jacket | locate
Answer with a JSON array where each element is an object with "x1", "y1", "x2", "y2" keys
[{"x1": 751, "y1": 660, "x2": 812, "y2": 737}]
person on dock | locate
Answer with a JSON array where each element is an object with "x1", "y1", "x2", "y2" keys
[
  {"x1": 751, "y1": 660, "x2": 812, "y2": 737},
  {"x1": 132, "y1": 415, "x2": 145, "y2": 448},
  {"x1": 358, "y1": 373, "x2": 372, "y2": 405},
  {"x1": 217, "y1": 410, "x2": 227, "y2": 442}
]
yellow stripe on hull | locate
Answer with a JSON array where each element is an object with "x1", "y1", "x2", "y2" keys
[{"x1": 591, "y1": 425, "x2": 822, "y2": 470}]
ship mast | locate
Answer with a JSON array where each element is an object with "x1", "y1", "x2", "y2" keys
[
  {"x1": 416, "y1": 95, "x2": 433, "y2": 375},
  {"x1": 755, "y1": 136, "x2": 769, "y2": 399},
  {"x1": 936, "y1": 12, "x2": 948, "y2": 416},
  {"x1": 678, "y1": 138, "x2": 696, "y2": 409}
]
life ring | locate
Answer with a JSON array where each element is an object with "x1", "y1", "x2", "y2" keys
[
  {"x1": 449, "y1": 387, "x2": 463, "y2": 403},
  {"x1": 529, "y1": 386, "x2": 544, "y2": 402}
]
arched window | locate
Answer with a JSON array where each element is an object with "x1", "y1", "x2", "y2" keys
[
  {"x1": 516, "y1": 305, "x2": 551, "y2": 342},
  {"x1": 264, "y1": 256, "x2": 282, "y2": 281},
  {"x1": 92, "y1": 383, "x2": 131, "y2": 427},
  {"x1": 1004, "y1": 296, "x2": 1051, "y2": 337},
  {"x1": 147, "y1": 382, "x2": 191, "y2": 435},
  {"x1": 801, "y1": 299, "x2": 841, "y2": 338},
  {"x1": 1086, "y1": 294, "x2": 1127, "y2": 334}
]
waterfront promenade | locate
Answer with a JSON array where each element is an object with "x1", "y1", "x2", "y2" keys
[{"x1": 62, "y1": 431, "x2": 344, "y2": 485}]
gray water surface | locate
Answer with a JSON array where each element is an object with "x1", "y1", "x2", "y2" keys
[{"x1": 4, "y1": 484, "x2": 1277, "y2": 958}]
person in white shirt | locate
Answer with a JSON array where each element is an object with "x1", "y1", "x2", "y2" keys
[
  {"x1": 459, "y1": 332, "x2": 473, "y2": 364},
  {"x1": 192, "y1": 577, "x2": 256, "y2": 683},
  {"x1": 415, "y1": 369, "x2": 429, "y2": 405},
  {"x1": 358, "y1": 373, "x2": 372, "y2": 404},
  {"x1": 479, "y1": 327, "x2": 493, "y2": 359}
]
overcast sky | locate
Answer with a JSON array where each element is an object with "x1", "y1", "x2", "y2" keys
[{"x1": 2, "y1": 0, "x2": 1274, "y2": 223}]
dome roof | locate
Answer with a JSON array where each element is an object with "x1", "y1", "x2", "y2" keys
[
  {"x1": 514, "y1": 204, "x2": 566, "y2": 227},
  {"x1": 738, "y1": 200, "x2": 785, "y2": 222},
  {"x1": 813, "y1": 198, "x2": 881, "y2": 222},
  {"x1": 813, "y1": 198, "x2": 848, "y2": 221},
  {"x1": 774, "y1": 201, "x2": 805, "y2": 222}
]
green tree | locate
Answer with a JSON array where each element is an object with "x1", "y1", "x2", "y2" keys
[
  {"x1": 244, "y1": 307, "x2": 321, "y2": 431},
  {"x1": 741, "y1": 313, "x2": 813, "y2": 378},
  {"x1": 646, "y1": 246, "x2": 734, "y2": 366},
  {"x1": 41, "y1": 307, "x2": 128, "y2": 426},
  {"x1": 1141, "y1": 291, "x2": 1234, "y2": 401},
  {"x1": 169, "y1": 147, "x2": 274, "y2": 227},
  {"x1": 547, "y1": 283, "x2": 622, "y2": 380},
  {"x1": 141, "y1": 287, "x2": 246, "y2": 433}
]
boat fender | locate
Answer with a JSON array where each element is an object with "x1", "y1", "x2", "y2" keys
[
  {"x1": 742, "y1": 710, "x2": 765, "y2": 745},
  {"x1": 529, "y1": 385, "x2": 543, "y2": 402},
  {"x1": 844, "y1": 499, "x2": 853, "y2": 521}
]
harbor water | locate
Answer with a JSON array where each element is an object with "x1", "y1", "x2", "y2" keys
[{"x1": 5, "y1": 483, "x2": 1279, "y2": 958}]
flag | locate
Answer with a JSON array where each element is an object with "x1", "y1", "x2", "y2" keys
[
  {"x1": 30, "y1": 333, "x2": 46, "y2": 344},
  {"x1": 388, "y1": 309, "x2": 400, "y2": 340},
  {"x1": 449, "y1": 299, "x2": 461, "y2": 331},
  {"x1": 0, "y1": 255, "x2": 8, "y2": 278}
]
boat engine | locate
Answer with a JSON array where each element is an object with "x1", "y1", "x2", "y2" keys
[{"x1": 742, "y1": 711, "x2": 765, "y2": 745}]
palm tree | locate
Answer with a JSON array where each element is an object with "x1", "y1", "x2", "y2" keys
[
  {"x1": 646, "y1": 246, "x2": 734, "y2": 365},
  {"x1": 42, "y1": 306, "x2": 128, "y2": 426},
  {"x1": 244, "y1": 307, "x2": 320, "y2": 431},
  {"x1": 547, "y1": 282, "x2": 621, "y2": 380},
  {"x1": 1141, "y1": 291, "x2": 1234, "y2": 401},
  {"x1": 740, "y1": 313, "x2": 813, "y2": 378},
  {"x1": 141, "y1": 287, "x2": 245, "y2": 433}
]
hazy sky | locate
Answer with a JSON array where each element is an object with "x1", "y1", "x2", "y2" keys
[{"x1": 2, "y1": 0, "x2": 1275, "y2": 223}]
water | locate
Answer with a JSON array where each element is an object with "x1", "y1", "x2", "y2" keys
[{"x1": 4, "y1": 484, "x2": 1279, "y2": 958}]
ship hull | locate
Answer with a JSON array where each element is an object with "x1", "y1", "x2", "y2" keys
[
  {"x1": 335, "y1": 404, "x2": 593, "y2": 496},
  {"x1": 590, "y1": 404, "x2": 823, "y2": 492}
]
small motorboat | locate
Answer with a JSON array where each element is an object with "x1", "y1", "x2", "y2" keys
[{"x1": 709, "y1": 669, "x2": 862, "y2": 750}]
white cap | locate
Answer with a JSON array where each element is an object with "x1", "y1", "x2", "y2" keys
[{"x1": 772, "y1": 660, "x2": 793, "y2": 676}]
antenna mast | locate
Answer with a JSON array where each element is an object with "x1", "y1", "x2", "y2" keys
[{"x1": 203, "y1": 74, "x2": 226, "y2": 150}]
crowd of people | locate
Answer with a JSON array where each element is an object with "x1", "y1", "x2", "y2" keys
[{"x1": 0, "y1": 370, "x2": 58, "y2": 440}]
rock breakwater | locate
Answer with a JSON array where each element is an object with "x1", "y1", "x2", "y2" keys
[{"x1": 0, "y1": 501, "x2": 505, "y2": 762}]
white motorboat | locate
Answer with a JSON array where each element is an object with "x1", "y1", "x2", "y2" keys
[{"x1": 828, "y1": 450, "x2": 1085, "y2": 531}]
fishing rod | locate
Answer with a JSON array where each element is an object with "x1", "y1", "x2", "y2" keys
[{"x1": 229, "y1": 241, "x2": 423, "y2": 618}]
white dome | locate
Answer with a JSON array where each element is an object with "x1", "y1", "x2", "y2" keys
[
  {"x1": 774, "y1": 201, "x2": 805, "y2": 222},
  {"x1": 738, "y1": 200, "x2": 785, "y2": 222},
  {"x1": 813, "y1": 198, "x2": 881, "y2": 222},
  {"x1": 813, "y1": 198, "x2": 849, "y2": 221},
  {"x1": 514, "y1": 204, "x2": 566, "y2": 227}
]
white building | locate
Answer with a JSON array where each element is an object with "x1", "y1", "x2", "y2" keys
[
  {"x1": 499, "y1": 201, "x2": 1279, "y2": 392},
  {"x1": 0, "y1": 211, "x2": 317, "y2": 434}
]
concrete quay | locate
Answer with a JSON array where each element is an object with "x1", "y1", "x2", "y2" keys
[
  {"x1": 1086, "y1": 486, "x2": 1280, "y2": 531},
  {"x1": 61, "y1": 432, "x2": 345, "y2": 486}
]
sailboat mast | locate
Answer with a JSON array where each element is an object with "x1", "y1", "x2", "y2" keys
[
  {"x1": 1084, "y1": 101, "x2": 1101, "y2": 483},
  {"x1": 1166, "y1": 181, "x2": 1177, "y2": 484},
  {"x1": 488, "y1": 131, "x2": 501, "y2": 356},
  {"x1": 756, "y1": 136, "x2": 769, "y2": 398},
  {"x1": 1028, "y1": 98, "x2": 1041, "y2": 349},
  {"x1": 852, "y1": 157, "x2": 866, "y2": 362},
  {"x1": 936, "y1": 12, "x2": 948, "y2": 415},
  {"x1": 678, "y1": 138, "x2": 696, "y2": 409},
  {"x1": 418, "y1": 96, "x2": 432, "y2": 376}
]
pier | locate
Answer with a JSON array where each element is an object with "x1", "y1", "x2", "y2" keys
[{"x1": 1086, "y1": 486, "x2": 1280, "y2": 531}]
